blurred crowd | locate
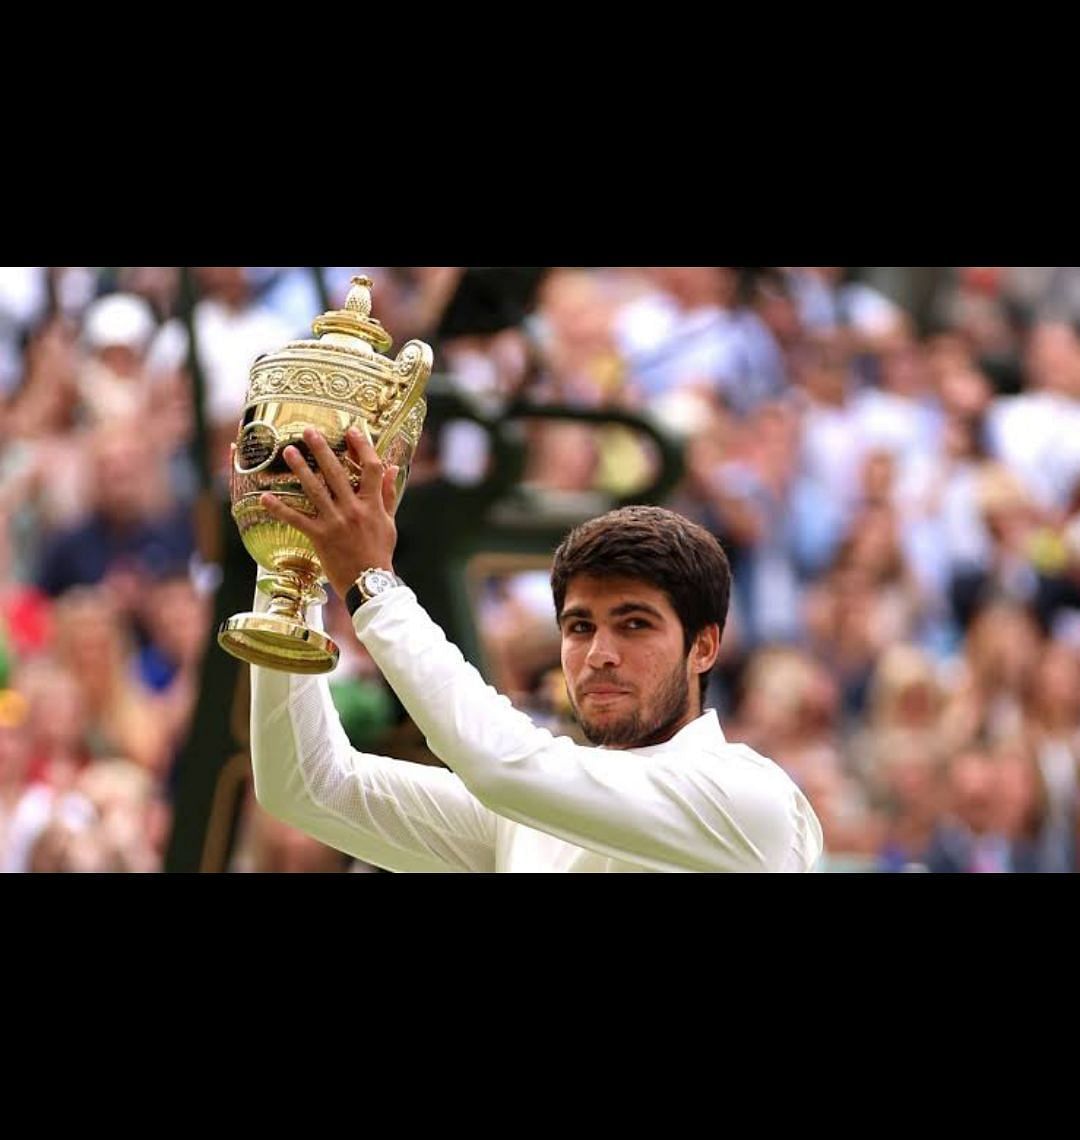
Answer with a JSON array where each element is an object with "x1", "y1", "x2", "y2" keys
[{"x1": 4, "y1": 266, "x2": 1080, "y2": 873}]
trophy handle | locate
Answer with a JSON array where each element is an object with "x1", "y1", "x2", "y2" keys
[{"x1": 375, "y1": 340, "x2": 434, "y2": 461}]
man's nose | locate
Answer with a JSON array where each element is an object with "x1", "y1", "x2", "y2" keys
[{"x1": 586, "y1": 631, "x2": 620, "y2": 669}]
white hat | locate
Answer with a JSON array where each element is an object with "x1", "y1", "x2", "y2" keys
[{"x1": 82, "y1": 293, "x2": 157, "y2": 353}]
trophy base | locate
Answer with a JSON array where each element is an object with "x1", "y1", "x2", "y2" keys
[{"x1": 218, "y1": 614, "x2": 340, "y2": 675}]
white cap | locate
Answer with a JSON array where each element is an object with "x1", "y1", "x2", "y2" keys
[{"x1": 82, "y1": 293, "x2": 157, "y2": 353}]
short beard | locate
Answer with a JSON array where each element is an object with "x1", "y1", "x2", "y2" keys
[{"x1": 573, "y1": 660, "x2": 692, "y2": 749}]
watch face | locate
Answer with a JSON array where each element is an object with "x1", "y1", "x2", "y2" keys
[{"x1": 362, "y1": 570, "x2": 397, "y2": 598}]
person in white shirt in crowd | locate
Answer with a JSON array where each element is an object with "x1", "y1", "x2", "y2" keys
[
  {"x1": 0, "y1": 267, "x2": 49, "y2": 398},
  {"x1": 986, "y1": 319, "x2": 1080, "y2": 513},
  {"x1": 148, "y1": 267, "x2": 294, "y2": 481},
  {"x1": 613, "y1": 267, "x2": 787, "y2": 418},
  {"x1": 788, "y1": 267, "x2": 905, "y2": 348},
  {"x1": 249, "y1": 428, "x2": 822, "y2": 873}
]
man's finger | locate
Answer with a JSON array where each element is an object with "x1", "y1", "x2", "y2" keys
[
  {"x1": 261, "y1": 491, "x2": 318, "y2": 536},
  {"x1": 346, "y1": 425, "x2": 379, "y2": 465},
  {"x1": 347, "y1": 427, "x2": 385, "y2": 498},
  {"x1": 382, "y1": 465, "x2": 400, "y2": 514},
  {"x1": 304, "y1": 429, "x2": 354, "y2": 502},
  {"x1": 283, "y1": 445, "x2": 335, "y2": 514}
]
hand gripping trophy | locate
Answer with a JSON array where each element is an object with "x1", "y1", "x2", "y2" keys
[{"x1": 218, "y1": 275, "x2": 432, "y2": 674}]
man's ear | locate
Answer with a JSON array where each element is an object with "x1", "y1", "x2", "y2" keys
[{"x1": 691, "y1": 624, "x2": 721, "y2": 675}]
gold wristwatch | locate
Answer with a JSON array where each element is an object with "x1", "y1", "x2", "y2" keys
[{"x1": 345, "y1": 568, "x2": 403, "y2": 616}]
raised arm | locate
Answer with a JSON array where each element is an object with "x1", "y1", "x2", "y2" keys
[{"x1": 249, "y1": 604, "x2": 497, "y2": 874}]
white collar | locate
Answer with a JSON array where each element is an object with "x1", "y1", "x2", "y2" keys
[{"x1": 631, "y1": 709, "x2": 726, "y2": 757}]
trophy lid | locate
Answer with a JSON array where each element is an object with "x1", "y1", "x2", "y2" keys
[
  {"x1": 311, "y1": 275, "x2": 393, "y2": 355},
  {"x1": 242, "y1": 272, "x2": 433, "y2": 467}
]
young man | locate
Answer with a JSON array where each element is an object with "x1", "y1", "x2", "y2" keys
[{"x1": 250, "y1": 428, "x2": 822, "y2": 873}]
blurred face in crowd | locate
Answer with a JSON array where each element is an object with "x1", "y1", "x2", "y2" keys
[
  {"x1": 92, "y1": 430, "x2": 154, "y2": 523},
  {"x1": 878, "y1": 334, "x2": 928, "y2": 397},
  {"x1": 949, "y1": 750, "x2": 998, "y2": 835},
  {"x1": 968, "y1": 603, "x2": 1042, "y2": 690},
  {"x1": 1033, "y1": 643, "x2": 1080, "y2": 719},
  {"x1": 995, "y1": 744, "x2": 1042, "y2": 841},
  {"x1": 650, "y1": 267, "x2": 737, "y2": 309},
  {"x1": 195, "y1": 266, "x2": 250, "y2": 307},
  {"x1": 24, "y1": 665, "x2": 87, "y2": 754},
  {"x1": 141, "y1": 577, "x2": 208, "y2": 666},
  {"x1": 796, "y1": 340, "x2": 849, "y2": 405},
  {"x1": 559, "y1": 574, "x2": 717, "y2": 749},
  {"x1": 0, "y1": 720, "x2": 31, "y2": 786},
  {"x1": 1026, "y1": 321, "x2": 1080, "y2": 397}
]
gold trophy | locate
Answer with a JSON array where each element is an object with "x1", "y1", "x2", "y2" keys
[{"x1": 218, "y1": 275, "x2": 432, "y2": 674}]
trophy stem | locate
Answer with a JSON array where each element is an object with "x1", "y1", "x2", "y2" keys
[
  {"x1": 266, "y1": 569, "x2": 318, "y2": 624},
  {"x1": 218, "y1": 566, "x2": 339, "y2": 675}
]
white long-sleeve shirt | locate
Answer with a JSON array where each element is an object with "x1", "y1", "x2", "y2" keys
[{"x1": 250, "y1": 588, "x2": 823, "y2": 873}]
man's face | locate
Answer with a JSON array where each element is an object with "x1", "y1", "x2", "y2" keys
[{"x1": 559, "y1": 574, "x2": 709, "y2": 749}]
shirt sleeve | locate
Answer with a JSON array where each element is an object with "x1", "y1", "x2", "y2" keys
[
  {"x1": 355, "y1": 589, "x2": 821, "y2": 873},
  {"x1": 248, "y1": 601, "x2": 498, "y2": 874}
]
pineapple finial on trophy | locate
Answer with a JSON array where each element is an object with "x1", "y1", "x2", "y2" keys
[
  {"x1": 345, "y1": 275, "x2": 374, "y2": 317},
  {"x1": 311, "y1": 275, "x2": 392, "y2": 353}
]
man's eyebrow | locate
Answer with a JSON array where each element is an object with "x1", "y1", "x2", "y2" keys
[
  {"x1": 559, "y1": 601, "x2": 665, "y2": 623},
  {"x1": 609, "y1": 601, "x2": 665, "y2": 620},
  {"x1": 559, "y1": 605, "x2": 592, "y2": 623}
]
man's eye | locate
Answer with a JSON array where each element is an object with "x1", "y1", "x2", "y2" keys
[{"x1": 567, "y1": 621, "x2": 592, "y2": 635}]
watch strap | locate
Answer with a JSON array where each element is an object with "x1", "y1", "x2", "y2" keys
[{"x1": 345, "y1": 582, "x2": 365, "y2": 617}]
